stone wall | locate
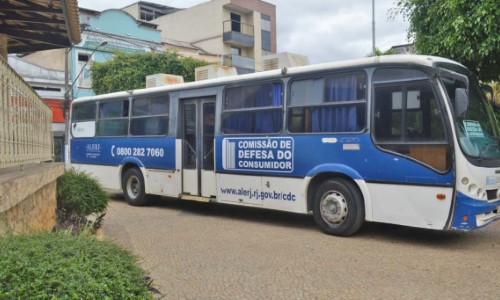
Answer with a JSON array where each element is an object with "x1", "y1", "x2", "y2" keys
[{"x1": 0, "y1": 163, "x2": 64, "y2": 234}]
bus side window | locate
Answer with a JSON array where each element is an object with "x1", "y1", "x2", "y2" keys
[
  {"x1": 130, "y1": 95, "x2": 169, "y2": 136},
  {"x1": 373, "y1": 77, "x2": 450, "y2": 171},
  {"x1": 71, "y1": 102, "x2": 97, "y2": 138},
  {"x1": 288, "y1": 72, "x2": 366, "y2": 133},
  {"x1": 222, "y1": 82, "x2": 283, "y2": 134},
  {"x1": 97, "y1": 100, "x2": 129, "y2": 137}
]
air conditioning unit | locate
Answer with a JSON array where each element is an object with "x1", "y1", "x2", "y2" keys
[
  {"x1": 146, "y1": 74, "x2": 184, "y2": 88},
  {"x1": 263, "y1": 52, "x2": 310, "y2": 71},
  {"x1": 195, "y1": 65, "x2": 237, "y2": 81}
]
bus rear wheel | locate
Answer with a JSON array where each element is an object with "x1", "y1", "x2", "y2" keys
[
  {"x1": 313, "y1": 178, "x2": 364, "y2": 236},
  {"x1": 122, "y1": 168, "x2": 147, "y2": 206}
]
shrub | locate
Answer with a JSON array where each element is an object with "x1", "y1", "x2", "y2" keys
[
  {"x1": 0, "y1": 231, "x2": 153, "y2": 299},
  {"x1": 57, "y1": 169, "x2": 108, "y2": 217}
]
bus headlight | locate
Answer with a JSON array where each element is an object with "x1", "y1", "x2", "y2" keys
[
  {"x1": 461, "y1": 177, "x2": 469, "y2": 185},
  {"x1": 477, "y1": 188, "x2": 485, "y2": 199},
  {"x1": 468, "y1": 184, "x2": 477, "y2": 194}
]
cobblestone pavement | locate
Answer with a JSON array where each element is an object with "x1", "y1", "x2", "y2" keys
[{"x1": 103, "y1": 196, "x2": 499, "y2": 300}]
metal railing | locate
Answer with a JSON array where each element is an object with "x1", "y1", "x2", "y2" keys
[
  {"x1": 0, "y1": 56, "x2": 53, "y2": 169},
  {"x1": 223, "y1": 20, "x2": 254, "y2": 37},
  {"x1": 223, "y1": 54, "x2": 255, "y2": 74},
  {"x1": 223, "y1": 54, "x2": 255, "y2": 69}
]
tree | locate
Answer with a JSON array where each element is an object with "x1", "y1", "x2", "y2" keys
[
  {"x1": 90, "y1": 50, "x2": 211, "y2": 95},
  {"x1": 369, "y1": 47, "x2": 396, "y2": 56},
  {"x1": 393, "y1": 0, "x2": 500, "y2": 82}
]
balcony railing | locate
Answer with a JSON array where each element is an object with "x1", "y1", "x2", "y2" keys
[
  {"x1": 223, "y1": 20, "x2": 254, "y2": 48},
  {"x1": 0, "y1": 56, "x2": 53, "y2": 169},
  {"x1": 223, "y1": 54, "x2": 255, "y2": 74}
]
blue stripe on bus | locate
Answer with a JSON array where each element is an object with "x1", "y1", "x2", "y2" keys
[
  {"x1": 452, "y1": 192, "x2": 500, "y2": 230},
  {"x1": 215, "y1": 134, "x2": 454, "y2": 185},
  {"x1": 70, "y1": 137, "x2": 176, "y2": 170}
]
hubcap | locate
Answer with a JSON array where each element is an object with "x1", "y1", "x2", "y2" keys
[
  {"x1": 127, "y1": 176, "x2": 140, "y2": 199},
  {"x1": 320, "y1": 191, "x2": 348, "y2": 225}
]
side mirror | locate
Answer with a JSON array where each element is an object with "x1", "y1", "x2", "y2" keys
[
  {"x1": 455, "y1": 88, "x2": 468, "y2": 118},
  {"x1": 481, "y1": 84, "x2": 497, "y2": 107}
]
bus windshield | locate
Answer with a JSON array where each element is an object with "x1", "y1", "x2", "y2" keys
[{"x1": 440, "y1": 67, "x2": 500, "y2": 161}]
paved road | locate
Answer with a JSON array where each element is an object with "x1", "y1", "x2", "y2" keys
[{"x1": 103, "y1": 195, "x2": 499, "y2": 299}]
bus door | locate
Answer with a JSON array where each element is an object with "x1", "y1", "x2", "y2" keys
[
  {"x1": 371, "y1": 70, "x2": 454, "y2": 229},
  {"x1": 181, "y1": 97, "x2": 216, "y2": 199}
]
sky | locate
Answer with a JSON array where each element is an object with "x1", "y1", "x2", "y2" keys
[{"x1": 77, "y1": 0, "x2": 410, "y2": 64}]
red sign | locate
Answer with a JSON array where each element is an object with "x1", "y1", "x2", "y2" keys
[{"x1": 43, "y1": 99, "x2": 65, "y2": 123}]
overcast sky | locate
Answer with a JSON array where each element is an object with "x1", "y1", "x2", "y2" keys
[{"x1": 77, "y1": 0, "x2": 410, "y2": 64}]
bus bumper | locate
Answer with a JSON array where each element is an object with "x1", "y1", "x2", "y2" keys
[{"x1": 451, "y1": 192, "x2": 500, "y2": 230}]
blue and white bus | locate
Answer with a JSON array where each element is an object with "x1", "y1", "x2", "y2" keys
[{"x1": 69, "y1": 55, "x2": 500, "y2": 236}]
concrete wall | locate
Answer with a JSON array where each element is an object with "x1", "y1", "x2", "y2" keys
[
  {"x1": 152, "y1": 0, "x2": 226, "y2": 54},
  {"x1": 121, "y1": 3, "x2": 139, "y2": 20},
  {"x1": 20, "y1": 48, "x2": 66, "y2": 71},
  {"x1": 152, "y1": 0, "x2": 276, "y2": 72},
  {"x1": 0, "y1": 163, "x2": 64, "y2": 234}
]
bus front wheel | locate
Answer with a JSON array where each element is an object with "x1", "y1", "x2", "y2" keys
[
  {"x1": 313, "y1": 178, "x2": 364, "y2": 236},
  {"x1": 122, "y1": 168, "x2": 147, "y2": 206}
]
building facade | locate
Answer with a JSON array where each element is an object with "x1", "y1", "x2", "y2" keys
[
  {"x1": 9, "y1": 8, "x2": 164, "y2": 160},
  {"x1": 128, "y1": 0, "x2": 277, "y2": 74},
  {"x1": 121, "y1": 1, "x2": 181, "y2": 21},
  {"x1": 73, "y1": 8, "x2": 163, "y2": 99}
]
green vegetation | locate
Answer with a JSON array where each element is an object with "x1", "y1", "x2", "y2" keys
[
  {"x1": 57, "y1": 169, "x2": 108, "y2": 217},
  {"x1": 491, "y1": 84, "x2": 500, "y2": 125},
  {"x1": 369, "y1": 47, "x2": 396, "y2": 56},
  {"x1": 0, "y1": 231, "x2": 152, "y2": 299},
  {"x1": 393, "y1": 0, "x2": 499, "y2": 82},
  {"x1": 56, "y1": 169, "x2": 108, "y2": 233},
  {"x1": 91, "y1": 50, "x2": 211, "y2": 94}
]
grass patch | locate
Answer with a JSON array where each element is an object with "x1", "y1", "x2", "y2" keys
[{"x1": 0, "y1": 231, "x2": 153, "y2": 299}]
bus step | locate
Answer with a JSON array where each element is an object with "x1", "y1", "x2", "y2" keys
[{"x1": 180, "y1": 195, "x2": 212, "y2": 203}]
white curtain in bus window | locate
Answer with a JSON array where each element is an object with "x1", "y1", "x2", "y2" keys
[
  {"x1": 130, "y1": 96, "x2": 169, "y2": 136},
  {"x1": 222, "y1": 82, "x2": 283, "y2": 134},
  {"x1": 97, "y1": 100, "x2": 129, "y2": 137}
]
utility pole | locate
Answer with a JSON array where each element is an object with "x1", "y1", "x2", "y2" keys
[
  {"x1": 64, "y1": 47, "x2": 70, "y2": 168},
  {"x1": 63, "y1": 41, "x2": 107, "y2": 167},
  {"x1": 372, "y1": 0, "x2": 376, "y2": 55}
]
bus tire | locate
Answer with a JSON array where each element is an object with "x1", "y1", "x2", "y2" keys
[
  {"x1": 313, "y1": 178, "x2": 364, "y2": 236},
  {"x1": 122, "y1": 168, "x2": 148, "y2": 206}
]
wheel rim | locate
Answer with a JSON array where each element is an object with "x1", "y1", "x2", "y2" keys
[
  {"x1": 126, "y1": 175, "x2": 140, "y2": 199},
  {"x1": 320, "y1": 191, "x2": 348, "y2": 225}
]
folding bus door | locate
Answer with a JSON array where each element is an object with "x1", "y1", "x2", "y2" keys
[{"x1": 181, "y1": 97, "x2": 216, "y2": 198}]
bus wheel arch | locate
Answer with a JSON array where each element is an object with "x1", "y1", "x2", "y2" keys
[
  {"x1": 121, "y1": 164, "x2": 148, "y2": 206},
  {"x1": 308, "y1": 174, "x2": 365, "y2": 236}
]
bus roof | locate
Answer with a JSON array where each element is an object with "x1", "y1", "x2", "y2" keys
[{"x1": 72, "y1": 54, "x2": 464, "y2": 103}]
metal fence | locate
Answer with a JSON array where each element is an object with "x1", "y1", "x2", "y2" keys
[{"x1": 0, "y1": 56, "x2": 53, "y2": 169}]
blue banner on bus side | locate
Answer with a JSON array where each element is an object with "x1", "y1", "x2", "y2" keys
[
  {"x1": 222, "y1": 137, "x2": 294, "y2": 173},
  {"x1": 71, "y1": 137, "x2": 176, "y2": 170},
  {"x1": 216, "y1": 134, "x2": 455, "y2": 186}
]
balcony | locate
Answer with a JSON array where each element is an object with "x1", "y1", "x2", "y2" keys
[
  {"x1": 223, "y1": 54, "x2": 255, "y2": 74},
  {"x1": 223, "y1": 20, "x2": 254, "y2": 48}
]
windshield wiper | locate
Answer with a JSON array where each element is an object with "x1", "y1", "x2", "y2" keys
[{"x1": 478, "y1": 140, "x2": 500, "y2": 161}]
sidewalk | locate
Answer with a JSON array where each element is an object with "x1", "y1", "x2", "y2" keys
[{"x1": 103, "y1": 196, "x2": 500, "y2": 300}]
